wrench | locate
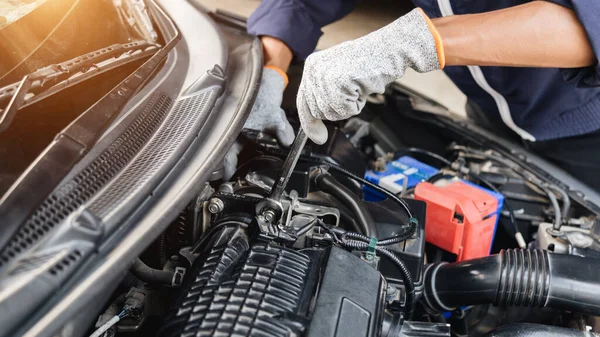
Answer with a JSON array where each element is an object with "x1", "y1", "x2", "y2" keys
[{"x1": 256, "y1": 129, "x2": 308, "y2": 222}]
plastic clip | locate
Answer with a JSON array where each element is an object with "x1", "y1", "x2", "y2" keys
[{"x1": 366, "y1": 237, "x2": 378, "y2": 260}]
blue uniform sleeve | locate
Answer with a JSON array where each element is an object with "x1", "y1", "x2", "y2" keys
[
  {"x1": 547, "y1": 0, "x2": 600, "y2": 87},
  {"x1": 247, "y1": 0, "x2": 360, "y2": 60}
]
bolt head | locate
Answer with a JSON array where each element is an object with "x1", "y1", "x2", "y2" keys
[
  {"x1": 208, "y1": 198, "x2": 224, "y2": 214},
  {"x1": 263, "y1": 210, "x2": 276, "y2": 223}
]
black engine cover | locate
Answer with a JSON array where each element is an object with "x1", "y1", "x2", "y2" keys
[{"x1": 159, "y1": 220, "x2": 386, "y2": 337}]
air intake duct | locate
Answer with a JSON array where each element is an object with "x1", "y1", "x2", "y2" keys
[{"x1": 423, "y1": 249, "x2": 600, "y2": 316}]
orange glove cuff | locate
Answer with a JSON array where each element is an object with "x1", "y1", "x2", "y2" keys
[
  {"x1": 264, "y1": 65, "x2": 289, "y2": 88},
  {"x1": 417, "y1": 8, "x2": 446, "y2": 69}
]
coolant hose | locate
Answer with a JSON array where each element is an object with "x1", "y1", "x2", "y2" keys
[
  {"x1": 423, "y1": 249, "x2": 600, "y2": 316},
  {"x1": 131, "y1": 258, "x2": 175, "y2": 286},
  {"x1": 483, "y1": 323, "x2": 598, "y2": 337},
  {"x1": 314, "y1": 172, "x2": 378, "y2": 237}
]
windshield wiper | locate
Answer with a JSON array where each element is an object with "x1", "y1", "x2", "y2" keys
[{"x1": 0, "y1": 40, "x2": 160, "y2": 133}]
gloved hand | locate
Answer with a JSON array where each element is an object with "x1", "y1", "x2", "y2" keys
[
  {"x1": 297, "y1": 8, "x2": 445, "y2": 145},
  {"x1": 224, "y1": 66, "x2": 294, "y2": 179}
]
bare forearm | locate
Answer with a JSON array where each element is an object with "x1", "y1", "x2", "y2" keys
[
  {"x1": 261, "y1": 36, "x2": 293, "y2": 72},
  {"x1": 433, "y1": 1, "x2": 595, "y2": 68}
]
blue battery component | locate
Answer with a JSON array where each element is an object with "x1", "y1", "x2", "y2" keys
[{"x1": 363, "y1": 156, "x2": 439, "y2": 202}]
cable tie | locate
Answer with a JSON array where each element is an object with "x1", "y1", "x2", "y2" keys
[{"x1": 367, "y1": 237, "x2": 378, "y2": 260}]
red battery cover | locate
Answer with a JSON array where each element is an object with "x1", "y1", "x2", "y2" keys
[{"x1": 414, "y1": 181, "x2": 499, "y2": 261}]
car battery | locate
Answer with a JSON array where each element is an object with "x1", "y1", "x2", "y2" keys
[
  {"x1": 363, "y1": 156, "x2": 439, "y2": 201},
  {"x1": 414, "y1": 180, "x2": 504, "y2": 261}
]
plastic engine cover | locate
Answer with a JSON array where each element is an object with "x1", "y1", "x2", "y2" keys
[{"x1": 158, "y1": 222, "x2": 386, "y2": 337}]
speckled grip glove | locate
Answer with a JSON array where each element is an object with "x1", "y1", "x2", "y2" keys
[
  {"x1": 297, "y1": 8, "x2": 445, "y2": 145},
  {"x1": 224, "y1": 67, "x2": 295, "y2": 179}
]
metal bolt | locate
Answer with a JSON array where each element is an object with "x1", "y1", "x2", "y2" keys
[
  {"x1": 208, "y1": 198, "x2": 224, "y2": 214},
  {"x1": 386, "y1": 285, "x2": 399, "y2": 302},
  {"x1": 263, "y1": 209, "x2": 277, "y2": 223}
]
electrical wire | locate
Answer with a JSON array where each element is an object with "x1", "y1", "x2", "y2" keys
[
  {"x1": 344, "y1": 220, "x2": 417, "y2": 246},
  {"x1": 549, "y1": 184, "x2": 570, "y2": 222},
  {"x1": 315, "y1": 220, "x2": 341, "y2": 243},
  {"x1": 395, "y1": 148, "x2": 453, "y2": 166},
  {"x1": 89, "y1": 310, "x2": 128, "y2": 337},
  {"x1": 544, "y1": 186, "x2": 563, "y2": 231},
  {"x1": 296, "y1": 218, "x2": 318, "y2": 236}
]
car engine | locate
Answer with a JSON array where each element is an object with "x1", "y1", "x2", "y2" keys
[{"x1": 89, "y1": 89, "x2": 600, "y2": 337}]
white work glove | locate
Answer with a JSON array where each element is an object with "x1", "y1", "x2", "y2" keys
[
  {"x1": 224, "y1": 67, "x2": 294, "y2": 179},
  {"x1": 297, "y1": 8, "x2": 445, "y2": 145}
]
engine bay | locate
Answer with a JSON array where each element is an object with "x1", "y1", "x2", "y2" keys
[{"x1": 89, "y1": 85, "x2": 600, "y2": 337}]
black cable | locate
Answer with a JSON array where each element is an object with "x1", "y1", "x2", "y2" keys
[
  {"x1": 344, "y1": 219, "x2": 417, "y2": 246},
  {"x1": 427, "y1": 172, "x2": 455, "y2": 184},
  {"x1": 334, "y1": 227, "x2": 421, "y2": 268},
  {"x1": 394, "y1": 148, "x2": 453, "y2": 166},
  {"x1": 299, "y1": 156, "x2": 413, "y2": 219},
  {"x1": 296, "y1": 218, "x2": 318, "y2": 236},
  {"x1": 315, "y1": 219, "x2": 341, "y2": 243},
  {"x1": 378, "y1": 218, "x2": 418, "y2": 245},
  {"x1": 339, "y1": 238, "x2": 415, "y2": 320},
  {"x1": 314, "y1": 172, "x2": 378, "y2": 237}
]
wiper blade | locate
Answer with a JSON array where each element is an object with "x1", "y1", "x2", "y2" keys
[{"x1": 0, "y1": 40, "x2": 160, "y2": 132}]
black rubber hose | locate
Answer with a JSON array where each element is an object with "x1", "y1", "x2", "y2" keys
[
  {"x1": 131, "y1": 258, "x2": 174, "y2": 285},
  {"x1": 340, "y1": 239, "x2": 415, "y2": 320},
  {"x1": 423, "y1": 249, "x2": 600, "y2": 316},
  {"x1": 483, "y1": 323, "x2": 597, "y2": 337},
  {"x1": 314, "y1": 172, "x2": 377, "y2": 237},
  {"x1": 344, "y1": 221, "x2": 416, "y2": 245}
]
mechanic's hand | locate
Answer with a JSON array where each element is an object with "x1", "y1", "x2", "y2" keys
[
  {"x1": 297, "y1": 8, "x2": 445, "y2": 145},
  {"x1": 224, "y1": 67, "x2": 294, "y2": 179}
]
